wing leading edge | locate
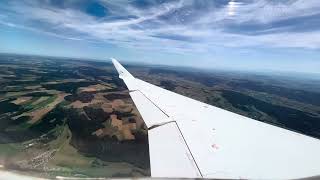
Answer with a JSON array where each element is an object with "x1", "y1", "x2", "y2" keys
[{"x1": 111, "y1": 58, "x2": 320, "y2": 179}]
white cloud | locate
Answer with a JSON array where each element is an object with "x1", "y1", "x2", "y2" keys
[{"x1": 1, "y1": 0, "x2": 320, "y2": 55}]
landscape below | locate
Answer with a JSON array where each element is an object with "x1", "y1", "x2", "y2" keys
[
  {"x1": 0, "y1": 54, "x2": 149, "y2": 178},
  {"x1": 0, "y1": 53, "x2": 320, "y2": 178}
]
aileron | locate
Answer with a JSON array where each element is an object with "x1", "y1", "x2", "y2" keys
[{"x1": 148, "y1": 122, "x2": 201, "y2": 178}]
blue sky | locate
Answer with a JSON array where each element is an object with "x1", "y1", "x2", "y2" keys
[{"x1": 0, "y1": 0, "x2": 320, "y2": 74}]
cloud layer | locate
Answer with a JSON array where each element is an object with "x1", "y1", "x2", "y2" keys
[{"x1": 1, "y1": 0, "x2": 320, "y2": 55}]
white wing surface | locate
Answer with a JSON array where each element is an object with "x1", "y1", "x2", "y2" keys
[{"x1": 111, "y1": 58, "x2": 320, "y2": 179}]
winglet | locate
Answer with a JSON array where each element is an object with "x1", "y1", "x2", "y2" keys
[{"x1": 111, "y1": 58, "x2": 134, "y2": 79}]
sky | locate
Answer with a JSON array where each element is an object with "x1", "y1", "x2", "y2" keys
[{"x1": 0, "y1": 0, "x2": 320, "y2": 74}]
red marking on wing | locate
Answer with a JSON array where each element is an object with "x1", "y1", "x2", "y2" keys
[{"x1": 211, "y1": 144, "x2": 219, "y2": 149}]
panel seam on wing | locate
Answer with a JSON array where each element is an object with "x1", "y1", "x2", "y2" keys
[
  {"x1": 148, "y1": 120, "x2": 175, "y2": 130},
  {"x1": 148, "y1": 121, "x2": 204, "y2": 177},
  {"x1": 137, "y1": 89, "x2": 170, "y2": 118},
  {"x1": 173, "y1": 121, "x2": 204, "y2": 178}
]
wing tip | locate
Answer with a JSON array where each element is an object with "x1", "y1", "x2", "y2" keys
[
  {"x1": 110, "y1": 57, "x2": 134, "y2": 79},
  {"x1": 110, "y1": 57, "x2": 118, "y2": 65}
]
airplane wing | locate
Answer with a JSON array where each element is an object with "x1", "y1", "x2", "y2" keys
[{"x1": 112, "y1": 58, "x2": 320, "y2": 179}]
